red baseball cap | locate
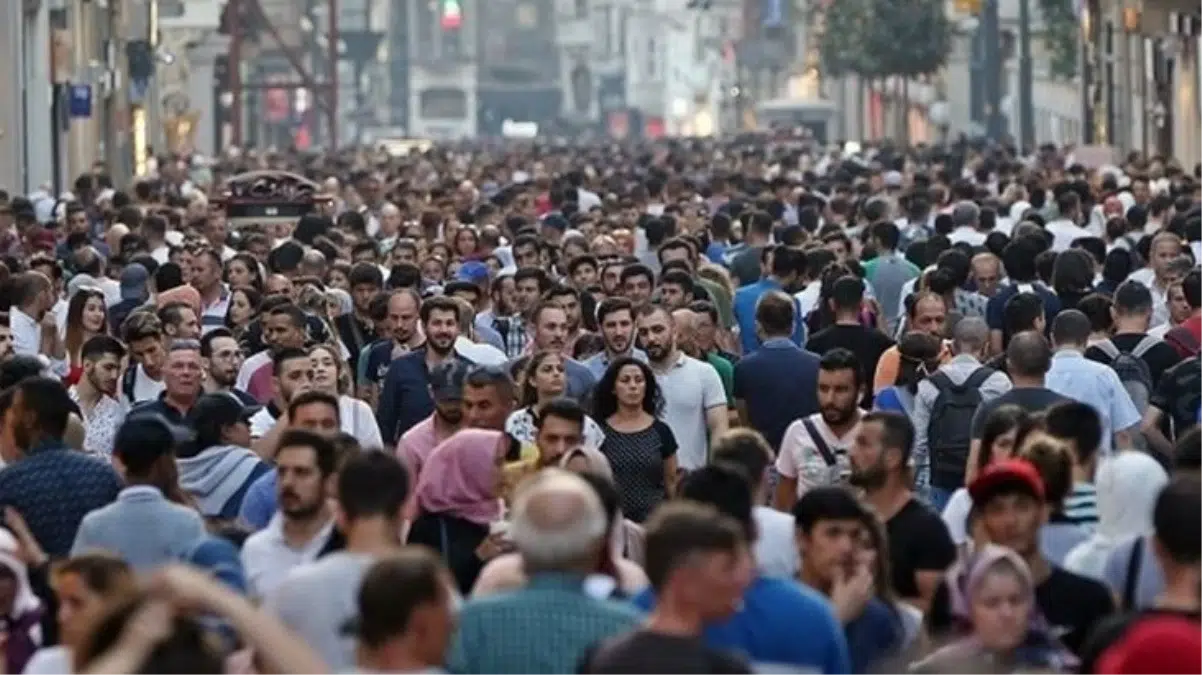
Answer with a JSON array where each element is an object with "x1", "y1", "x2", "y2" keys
[
  {"x1": 1096, "y1": 615, "x2": 1202, "y2": 674},
  {"x1": 968, "y1": 459, "x2": 1045, "y2": 504}
]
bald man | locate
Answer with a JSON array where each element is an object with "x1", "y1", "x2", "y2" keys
[{"x1": 910, "y1": 317, "x2": 1013, "y2": 508}]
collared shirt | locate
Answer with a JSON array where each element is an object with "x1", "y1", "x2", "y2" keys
[
  {"x1": 0, "y1": 439, "x2": 122, "y2": 556},
  {"x1": 654, "y1": 352, "x2": 728, "y2": 470},
  {"x1": 1127, "y1": 267, "x2": 1172, "y2": 327},
  {"x1": 911, "y1": 354, "x2": 1012, "y2": 494},
  {"x1": 734, "y1": 337, "x2": 821, "y2": 452},
  {"x1": 241, "y1": 513, "x2": 335, "y2": 599},
  {"x1": 583, "y1": 348, "x2": 648, "y2": 380},
  {"x1": 481, "y1": 312, "x2": 527, "y2": 359},
  {"x1": 1046, "y1": 350, "x2": 1142, "y2": 455},
  {"x1": 733, "y1": 277, "x2": 807, "y2": 355},
  {"x1": 71, "y1": 485, "x2": 206, "y2": 574},
  {"x1": 200, "y1": 285, "x2": 231, "y2": 335},
  {"x1": 69, "y1": 386, "x2": 127, "y2": 458},
  {"x1": 447, "y1": 573, "x2": 642, "y2": 675},
  {"x1": 378, "y1": 348, "x2": 475, "y2": 445},
  {"x1": 130, "y1": 392, "x2": 193, "y2": 425}
]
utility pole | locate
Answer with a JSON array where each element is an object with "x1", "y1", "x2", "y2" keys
[
  {"x1": 1017, "y1": 0, "x2": 1034, "y2": 150},
  {"x1": 980, "y1": 0, "x2": 1005, "y2": 141}
]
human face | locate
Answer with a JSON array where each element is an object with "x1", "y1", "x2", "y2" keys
[
  {"x1": 600, "y1": 308, "x2": 634, "y2": 355},
  {"x1": 601, "y1": 264, "x2": 622, "y2": 295},
  {"x1": 265, "y1": 274, "x2": 294, "y2": 298},
  {"x1": 572, "y1": 262, "x2": 598, "y2": 288},
  {"x1": 55, "y1": 571, "x2": 106, "y2": 647},
  {"x1": 799, "y1": 519, "x2": 861, "y2": 589},
  {"x1": 1151, "y1": 239, "x2": 1182, "y2": 280},
  {"x1": 550, "y1": 293, "x2": 580, "y2": 331},
  {"x1": 228, "y1": 290, "x2": 254, "y2": 326},
  {"x1": 911, "y1": 297, "x2": 947, "y2": 336},
  {"x1": 226, "y1": 259, "x2": 255, "y2": 288},
  {"x1": 969, "y1": 564, "x2": 1033, "y2": 653},
  {"x1": 292, "y1": 401, "x2": 339, "y2": 435},
  {"x1": 987, "y1": 428, "x2": 1019, "y2": 463},
  {"x1": 636, "y1": 309, "x2": 675, "y2": 363},
  {"x1": 658, "y1": 282, "x2": 691, "y2": 310},
  {"x1": 423, "y1": 308, "x2": 460, "y2": 356},
  {"x1": 276, "y1": 444, "x2": 327, "y2": 518},
  {"x1": 534, "y1": 414, "x2": 583, "y2": 466},
  {"x1": 310, "y1": 347, "x2": 340, "y2": 393},
  {"x1": 817, "y1": 367, "x2": 859, "y2": 426},
  {"x1": 264, "y1": 313, "x2": 305, "y2": 350},
  {"x1": 67, "y1": 209, "x2": 89, "y2": 234},
  {"x1": 421, "y1": 259, "x2": 445, "y2": 282},
  {"x1": 514, "y1": 243, "x2": 540, "y2": 269},
  {"x1": 191, "y1": 254, "x2": 222, "y2": 291},
  {"x1": 275, "y1": 356, "x2": 314, "y2": 403},
  {"x1": 164, "y1": 348, "x2": 203, "y2": 398},
  {"x1": 848, "y1": 420, "x2": 891, "y2": 489},
  {"x1": 682, "y1": 546, "x2": 754, "y2": 621},
  {"x1": 389, "y1": 293, "x2": 419, "y2": 344},
  {"x1": 455, "y1": 229, "x2": 478, "y2": 257},
  {"x1": 979, "y1": 493, "x2": 1044, "y2": 555},
  {"x1": 531, "y1": 354, "x2": 566, "y2": 398},
  {"x1": 205, "y1": 336, "x2": 243, "y2": 388},
  {"x1": 80, "y1": 296, "x2": 106, "y2": 333},
  {"x1": 351, "y1": 282, "x2": 379, "y2": 314},
  {"x1": 534, "y1": 307, "x2": 569, "y2": 351},
  {"x1": 660, "y1": 246, "x2": 691, "y2": 268},
  {"x1": 462, "y1": 382, "x2": 512, "y2": 430},
  {"x1": 169, "y1": 307, "x2": 201, "y2": 340},
  {"x1": 1168, "y1": 283, "x2": 1191, "y2": 324},
  {"x1": 694, "y1": 311, "x2": 717, "y2": 353},
  {"x1": 0, "y1": 325, "x2": 12, "y2": 360},
  {"x1": 824, "y1": 238, "x2": 848, "y2": 261},
  {"x1": 129, "y1": 336, "x2": 165, "y2": 378},
  {"x1": 514, "y1": 278, "x2": 542, "y2": 313},
  {"x1": 623, "y1": 273, "x2": 653, "y2": 307},
  {"x1": 176, "y1": 250, "x2": 195, "y2": 283},
  {"x1": 85, "y1": 353, "x2": 122, "y2": 397},
  {"x1": 328, "y1": 268, "x2": 349, "y2": 291},
  {"x1": 492, "y1": 277, "x2": 517, "y2": 315},
  {"x1": 972, "y1": 259, "x2": 1002, "y2": 297},
  {"x1": 614, "y1": 364, "x2": 646, "y2": 410}
]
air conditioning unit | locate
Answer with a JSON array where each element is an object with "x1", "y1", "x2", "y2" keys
[{"x1": 158, "y1": 0, "x2": 222, "y2": 31}]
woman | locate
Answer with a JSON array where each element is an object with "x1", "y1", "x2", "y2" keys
[
  {"x1": 593, "y1": 357, "x2": 678, "y2": 523},
  {"x1": 325, "y1": 288, "x2": 353, "y2": 319},
  {"x1": 309, "y1": 344, "x2": 384, "y2": 450},
  {"x1": 0, "y1": 532, "x2": 42, "y2": 674},
  {"x1": 1064, "y1": 451, "x2": 1168, "y2": 582},
  {"x1": 472, "y1": 468, "x2": 649, "y2": 599},
  {"x1": 505, "y1": 351, "x2": 606, "y2": 448},
  {"x1": 453, "y1": 227, "x2": 480, "y2": 260},
  {"x1": 23, "y1": 553, "x2": 136, "y2": 674},
  {"x1": 942, "y1": 406, "x2": 1037, "y2": 551},
  {"x1": 223, "y1": 253, "x2": 263, "y2": 293},
  {"x1": 874, "y1": 332, "x2": 943, "y2": 417},
  {"x1": 62, "y1": 288, "x2": 109, "y2": 386},
  {"x1": 326, "y1": 261, "x2": 351, "y2": 292},
  {"x1": 911, "y1": 546, "x2": 1076, "y2": 673},
  {"x1": 1051, "y1": 248, "x2": 1096, "y2": 312},
  {"x1": 406, "y1": 429, "x2": 507, "y2": 594},
  {"x1": 224, "y1": 286, "x2": 261, "y2": 341}
]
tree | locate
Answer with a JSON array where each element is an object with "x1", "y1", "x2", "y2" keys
[
  {"x1": 1037, "y1": 0, "x2": 1079, "y2": 79},
  {"x1": 819, "y1": 0, "x2": 878, "y2": 79},
  {"x1": 819, "y1": 0, "x2": 951, "y2": 80}
]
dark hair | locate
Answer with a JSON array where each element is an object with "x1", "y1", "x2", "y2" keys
[
  {"x1": 519, "y1": 350, "x2": 565, "y2": 407},
  {"x1": 643, "y1": 501, "x2": 746, "y2": 592},
  {"x1": 711, "y1": 429, "x2": 773, "y2": 488},
  {"x1": 819, "y1": 347, "x2": 863, "y2": 389},
  {"x1": 1112, "y1": 280, "x2": 1155, "y2": 316},
  {"x1": 276, "y1": 428, "x2": 339, "y2": 477},
  {"x1": 679, "y1": 464, "x2": 756, "y2": 543},
  {"x1": 81, "y1": 334, "x2": 126, "y2": 363},
  {"x1": 1076, "y1": 293, "x2": 1114, "y2": 334},
  {"x1": 534, "y1": 397, "x2": 585, "y2": 432},
  {"x1": 75, "y1": 594, "x2": 224, "y2": 674},
  {"x1": 828, "y1": 275, "x2": 864, "y2": 312},
  {"x1": 1002, "y1": 292, "x2": 1045, "y2": 338},
  {"x1": 894, "y1": 331, "x2": 943, "y2": 392},
  {"x1": 1154, "y1": 476, "x2": 1201, "y2": 565},
  {"x1": 592, "y1": 356, "x2": 663, "y2": 419},
  {"x1": 355, "y1": 550, "x2": 450, "y2": 649},
  {"x1": 1051, "y1": 309, "x2": 1091, "y2": 346},
  {"x1": 1043, "y1": 400, "x2": 1102, "y2": 466},
  {"x1": 349, "y1": 261, "x2": 385, "y2": 289},
  {"x1": 870, "y1": 221, "x2": 902, "y2": 250},
  {"x1": 225, "y1": 252, "x2": 264, "y2": 292},
  {"x1": 1052, "y1": 248, "x2": 1096, "y2": 295},
  {"x1": 862, "y1": 411, "x2": 915, "y2": 466},
  {"x1": 1006, "y1": 330, "x2": 1052, "y2": 377},
  {"x1": 977, "y1": 405, "x2": 1036, "y2": 473},
  {"x1": 199, "y1": 327, "x2": 235, "y2": 358},
  {"x1": 1175, "y1": 426, "x2": 1201, "y2": 472},
  {"x1": 15, "y1": 376, "x2": 73, "y2": 439},
  {"x1": 1182, "y1": 269, "x2": 1201, "y2": 310},
  {"x1": 271, "y1": 346, "x2": 310, "y2": 376},
  {"x1": 267, "y1": 303, "x2": 306, "y2": 329},
  {"x1": 157, "y1": 301, "x2": 194, "y2": 333},
  {"x1": 792, "y1": 485, "x2": 866, "y2": 534},
  {"x1": 594, "y1": 295, "x2": 633, "y2": 326},
  {"x1": 619, "y1": 263, "x2": 655, "y2": 288},
  {"x1": 338, "y1": 452, "x2": 410, "y2": 522},
  {"x1": 1002, "y1": 236, "x2": 1042, "y2": 282},
  {"x1": 154, "y1": 261, "x2": 184, "y2": 292},
  {"x1": 1101, "y1": 248, "x2": 1135, "y2": 286},
  {"x1": 755, "y1": 290, "x2": 795, "y2": 337},
  {"x1": 286, "y1": 389, "x2": 340, "y2": 422},
  {"x1": 419, "y1": 295, "x2": 460, "y2": 324}
]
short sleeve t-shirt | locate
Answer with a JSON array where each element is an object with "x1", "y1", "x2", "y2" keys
[
  {"x1": 886, "y1": 498, "x2": 956, "y2": 600},
  {"x1": 1149, "y1": 356, "x2": 1201, "y2": 435},
  {"x1": 580, "y1": 630, "x2": 751, "y2": 674},
  {"x1": 1085, "y1": 333, "x2": 1184, "y2": 387},
  {"x1": 657, "y1": 354, "x2": 728, "y2": 470},
  {"x1": 775, "y1": 414, "x2": 858, "y2": 499}
]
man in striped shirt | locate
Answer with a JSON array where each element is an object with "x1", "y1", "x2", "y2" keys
[{"x1": 1044, "y1": 400, "x2": 1102, "y2": 531}]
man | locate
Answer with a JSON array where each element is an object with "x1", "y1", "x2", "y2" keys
[
  {"x1": 71, "y1": 414, "x2": 205, "y2": 573},
  {"x1": 248, "y1": 347, "x2": 315, "y2": 446},
  {"x1": 775, "y1": 348, "x2": 863, "y2": 509},
  {"x1": 352, "y1": 550, "x2": 458, "y2": 674},
  {"x1": 872, "y1": 292, "x2": 952, "y2": 393},
  {"x1": 983, "y1": 291, "x2": 1045, "y2": 374},
  {"x1": 1129, "y1": 231, "x2": 1185, "y2": 327},
  {"x1": 396, "y1": 361, "x2": 466, "y2": 482},
  {"x1": 134, "y1": 338, "x2": 205, "y2": 423},
  {"x1": 482, "y1": 273, "x2": 525, "y2": 359},
  {"x1": 911, "y1": 318, "x2": 1012, "y2": 509},
  {"x1": 969, "y1": 331, "x2": 1070, "y2": 479},
  {"x1": 240, "y1": 303, "x2": 310, "y2": 404},
  {"x1": 947, "y1": 201, "x2": 988, "y2": 247},
  {"x1": 1043, "y1": 400, "x2": 1103, "y2": 529},
  {"x1": 524, "y1": 300, "x2": 596, "y2": 402},
  {"x1": 1161, "y1": 267, "x2": 1201, "y2": 356},
  {"x1": 927, "y1": 459, "x2": 1115, "y2": 655},
  {"x1": 735, "y1": 291, "x2": 820, "y2": 452},
  {"x1": 637, "y1": 304, "x2": 727, "y2": 472},
  {"x1": 359, "y1": 289, "x2": 425, "y2": 405},
  {"x1": 378, "y1": 296, "x2": 468, "y2": 444},
  {"x1": 1046, "y1": 190, "x2": 1092, "y2": 252},
  {"x1": 461, "y1": 364, "x2": 518, "y2": 431},
  {"x1": 584, "y1": 297, "x2": 647, "y2": 380},
  {"x1": 793, "y1": 487, "x2": 903, "y2": 673},
  {"x1": 690, "y1": 300, "x2": 738, "y2": 367},
  {"x1": 1086, "y1": 280, "x2": 1182, "y2": 399},
  {"x1": 847, "y1": 411, "x2": 955, "y2": 612},
  {"x1": 513, "y1": 266, "x2": 550, "y2": 321},
  {"x1": 1143, "y1": 352, "x2": 1201, "y2": 459},
  {"x1": 733, "y1": 245, "x2": 807, "y2": 354},
  {"x1": 176, "y1": 392, "x2": 269, "y2": 520},
  {"x1": 633, "y1": 464, "x2": 851, "y2": 672},
  {"x1": 199, "y1": 328, "x2": 255, "y2": 404},
  {"x1": 266, "y1": 452, "x2": 410, "y2": 670},
  {"x1": 970, "y1": 252, "x2": 1003, "y2": 298},
  {"x1": 190, "y1": 248, "x2": 230, "y2": 334},
  {"x1": 714, "y1": 428, "x2": 799, "y2": 579},
  {"x1": 532, "y1": 398, "x2": 587, "y2": 467},
  {"x1": 0, "y1": 377, "x2": 122, "y2": 556},
  {"x1": 544, "y1": 284, "x2": 589, "y2": 355},
  {"x1": 568, "y1": 254, "x2": 599, "y2": 290},
  {"x1": 985, "y1": 235, "x2": 1061, "y2": 354},
  {"x1": 69, "y1": 335, "x2": 127, "y2": 458},
  {"x1": 581, "y1": 502, "x2": 753, "y2": 674},
  {"x1": 805, "y1": 276, "x2": 894, "y2": 404},
  {"x1": 109, "y1": 262, "x2": 149, "y2": 333},
  {"x1": 862, "y1": 222, "x2": 921, "y2": 336},
  {"x1": 242, "y1": 428, "x2": 338, "y2": 599},
  {"x1": 158, "y1": 301, "x2": 201, "y2": 341},
  {"x1": 448, "y1": 470, "x2": 643, "y2": 673},
  {"x1": 657, "y1": 269, "x2": 695, "y2": 310},
  {"x1": 337, "y1": 262, "x2": 384, "y2": 374},
  {"x1": 1047, "y1": 309, "x2": 1142, "y2": 454},
  {"x1": 10, "y1": 271, "x2": 63, "y2": 367},
  {"x1": 619, "y1": 263, "x2": 656, "y2": 310},
  {"x1": 121, "y1": 311, "x2": 167, "y2": 404},
  {"x1": 727, "y1": 210, "x2": 773, "y2": 287}
]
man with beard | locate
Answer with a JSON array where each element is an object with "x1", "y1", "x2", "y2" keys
[
  {"x1": 69, "y1": 335, "x2": 128, "y2": 458},
  {"x1": 773, "y1": 348, "x2": 863, "y2": 510},
  {"x1": 545, "y1": 284, "x2": 589, "y2": 356},
  {"x1": 336, "y1": 262, "x2": 384, "y2": 375},
  {"x1": 480, "y1": 274, "x2": 525, "y2": 359},
  {"x1": 200, "y1": 328, "x2": 256, "y2": 406},
  {"x1": 847, "y1": 411, "x2": 954, "y2": 613},
  {"x1": 675, "y1": 307, "x2": 734, "y2": 407},
  {"x1": 584, "y1": 297, "x2": 647, "y2": 380},
  {"x1": 378, "y1": 296, "x2": 467, "y2": 444},
  {"x1": 524, "y1": 300, "x2": 596, "y2": 403},
  {"x1": 238, "y1": 303, "x2": 310, "y2": 404},
  {"x1": 637, "y1": 304, "x2": 727, "y2": 473},
  {"x1": 248, "y1": 347, "x2": 315, "y2": 447},
  {"x1": 359, "y1": 290, "x2": 424, "y2": 407},
  {"x1": 396, "y1": 361, "x2": 467, "y2": 482},
  {"x1": 733, "y1": 245, "x2": 807, "y2": 355},
  {"x1": 241, "y1": 428, "x2": 339, "y2": 599}
]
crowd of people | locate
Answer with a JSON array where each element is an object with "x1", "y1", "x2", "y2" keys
[{"x1": 0, "y1": 136, "x2": 1195, "y2": 674}]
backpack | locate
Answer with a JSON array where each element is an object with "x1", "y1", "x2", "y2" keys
[
  {"x1": 927, "y1": 367, "x2": 995, "y2": 490},
  {"x1": 121, "y1": 364, "x2": 139, "y2": 403},
  {"x1": 1164, "y1": 326, "x2": 1200, "y2": 359},
  {"x1": 1094, "y1": 336, "x2": 1158, "y2": 415}
]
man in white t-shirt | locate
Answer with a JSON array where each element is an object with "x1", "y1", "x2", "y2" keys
[{"x1": 774, "y1": 348, "x2": 864, "y2": 510}]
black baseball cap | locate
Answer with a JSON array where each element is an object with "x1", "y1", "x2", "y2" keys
[
  {"x1": 113, "y1": 413, "x2": 194, "y2": 469},
  {"x1": 186, "y1": 392, "x2": 262, "y2": 428}
]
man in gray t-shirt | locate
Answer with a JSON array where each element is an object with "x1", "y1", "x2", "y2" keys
[
  {"x1": 1102, "y1": 535, "x2": 1163, "y2": 610},
  {"x1": 265, "y1": 551, "x2": 376, "y2": 670}
]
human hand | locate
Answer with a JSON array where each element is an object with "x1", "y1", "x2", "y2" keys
[
  {"x1": 150, "y1": 565, "x2": 226, "y2": 615},
  {"x1": 3, "y1": 507, "x2": 47, "y2": 567},
  {"x1": 830, "y1": 562, "x2": 875, "y2": 623}
]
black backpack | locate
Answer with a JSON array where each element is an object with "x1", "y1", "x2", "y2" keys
[{"x1": 927, "y1": 367, "x2": 995, "y2": 490}]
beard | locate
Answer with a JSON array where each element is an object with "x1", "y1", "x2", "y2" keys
[
  {"x1": 280, "y1": 493, "x2": 323, "y2": 520},
  {"x1": 848, "y1": 460, "x2": 888, "y2": 490},
  {"x1": 644, "y1": 342, "x2": 669, "y2": 361},
  {"x1": 820, "y1": 404, "x2": 854, "y2": 427},
  {"x1": 427, "y1": 335, "x2": 455, "y2": 356}
]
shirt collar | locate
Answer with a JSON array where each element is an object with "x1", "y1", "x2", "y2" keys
[
  {"x1": 26, "y1": 437, "x2": 68, "y2": 456},
  {"x1": 118, "y1": 485, "x2": 164, "y2": 501},
  {"x1": 761, "y1": 337, "x2": 795, "y2": 349},
  {"x1": 949, "y1": 353, "x2": 982, "y2": 366},
  {"x1": 1052, "y1": 348, "x2": 1085, "y2": 360}
]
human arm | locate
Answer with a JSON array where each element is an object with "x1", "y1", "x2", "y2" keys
[
  {"x1": 906, "y1": 516, "x2": 957, "y2": 614},
  {"x1": 772, "y1": 423, "x2": 802, "y2": 511},
  {"x1": 250, "y1": 411, "x2": 289, "y2": 459},
  {"x1": 911, "y1": 381, "x2": 934, "y2": 497},
  {"x1": 701, "y1": 365, "x2": 729, "y2": 452},
  {"x1": 1140, "y1": 406, "x2": 1175, "y2": 460},
  {"x1": 376, "y1": 362, "x2": 401, "y2": 445},
  {"x1": 655, "y1": 421, "x2": 680, "y2": 498}
]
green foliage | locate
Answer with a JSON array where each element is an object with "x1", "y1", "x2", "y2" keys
[
  {"x1": 819, "y1": 0, "x2": 952, "y2": 79},
  {"x1": 1038, "y1": 0, "x2": 1079, "y2": 79}
]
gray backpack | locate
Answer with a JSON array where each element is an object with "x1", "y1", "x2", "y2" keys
[{"x1": 1095, "y1": 336, "x2": 1159, "y2": 416}]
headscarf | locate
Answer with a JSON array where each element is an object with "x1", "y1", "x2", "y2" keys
[
  {"x1": 558, "y1": 445, "x2": 613, "y2": 482},
  {"x1": 1064, "y1": 451, "x2": 1168, "y2": 581},
  {"x1": 415, "y1": 429, "x2": 504, "y2": 526},
  {"x1": 156, "y1": 284, "x2": 202, "y2": 317}
]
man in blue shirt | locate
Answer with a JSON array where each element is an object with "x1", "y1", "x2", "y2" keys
[
  {"x1": 985, "y1": 235, "x2": 1061, "y2": 353},
  {"x1": 733, "y1": 245, "x2": 807, "y2": 355}
]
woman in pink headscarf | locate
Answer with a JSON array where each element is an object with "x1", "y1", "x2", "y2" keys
[
  {"x1": 155, "y1": 284, "x2": 202, "y2": 319},
  {"x1": 405, "y1": 429, "x2": 507, "y2": 593}
]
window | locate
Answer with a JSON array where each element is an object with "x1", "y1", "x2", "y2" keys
[
  {"x1": 647, "y1": 36, "x2": 657, "y2": 76},
  {"x1": 419, "y1": 88, "x2": 468, "y2": 119}
]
